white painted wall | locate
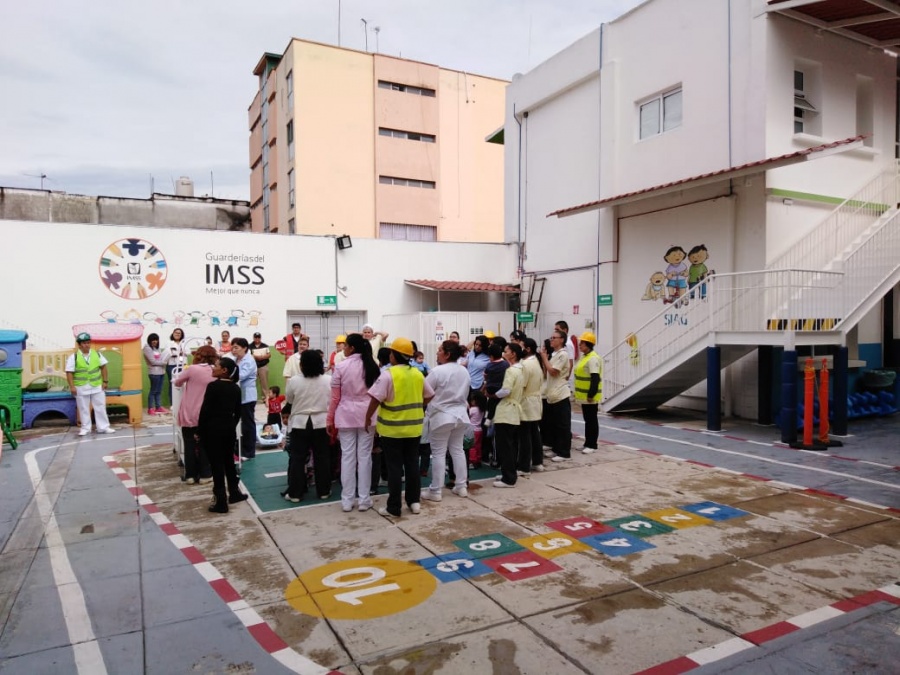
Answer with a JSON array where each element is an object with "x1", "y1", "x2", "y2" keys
[{"x1": 0, "y1": 220, "x2": 517, "y2": 351}]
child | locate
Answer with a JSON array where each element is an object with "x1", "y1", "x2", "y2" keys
[
  {"x1": 466, "y1": 390, "x2": 487, "y2": 469},
  {"x1": 198, "y1": 358, "x2": 248, "y2": 513},
  {"x1": 413, "y1": 351, "x2": 430, "y2": 377},
  {"x1": 260, "y1": 424, "x2": 279, "y2": 440},
  {"x1": 266, "y1": 386, "x2": 285, "y2": 425}
]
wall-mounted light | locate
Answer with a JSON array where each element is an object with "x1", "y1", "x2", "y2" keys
[{"x1": 336, "y1": 235, "x2": 353, "y2": 250}]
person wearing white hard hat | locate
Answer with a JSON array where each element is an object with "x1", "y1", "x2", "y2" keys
[
  {"x1": 574, "y1": 331, "x2": 602, "y2": 454},
  {"x1": 66, "y1": 332, "x2": 116, "y2": 437}
]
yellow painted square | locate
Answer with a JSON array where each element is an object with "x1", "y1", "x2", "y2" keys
[
  {"x1": 515, "y1": 533, "x2": 591, "y2": 559},
  {"x1": 642, "y1": 508, "x2": 713, "y2": 530}
]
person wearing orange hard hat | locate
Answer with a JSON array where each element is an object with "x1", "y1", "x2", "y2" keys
[
  {"x1": 574, "y1": 331, "x2": 602, "y2": 454},
  {"x1": 329, "y1": 334, "x2": 347, "y2": 372}
]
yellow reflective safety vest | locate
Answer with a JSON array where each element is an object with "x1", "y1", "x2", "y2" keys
[
  {"x1": 376, "y1": 366, "x2": 425, "y2": 438},
  {"x1": 574, "y1": 351, "x2": 602, "y2": 402},
  {"x1": 72, "y1": 350, "x2": 103, "y2": 387}
]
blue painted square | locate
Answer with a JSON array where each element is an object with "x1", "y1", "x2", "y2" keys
[
  {"x1": 414, "y1": 552, "x2": 493, "y2": 583},
  {"x1": 580, "y1": 532, "x2": 656, "y2": 557},
  {"x1": 679, "y1": 501, "x2": 749, "y2": 521}
]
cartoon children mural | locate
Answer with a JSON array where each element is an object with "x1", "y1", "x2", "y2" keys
[
  {"x1": 663, "y1": 245, "x2": 689, "y2": 304},
  {"x1": 640, "y1": 244, "x2": 713, "y2": 305}
]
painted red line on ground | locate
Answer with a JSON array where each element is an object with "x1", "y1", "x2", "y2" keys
[
  {"x1": 117, "y1": 473, "x2": 130, "y2": 481},
  {"x1": 742, "y1": 473, "x2": 772, "y2": 482},
  {"x1": 632, "y1": 655, "x2": 698, "y2": 674},
  {"x1": 128, "y1": 486, "x2": 143, "y2": 496},
  {"x1": 248, "y1": 622, "x2": 290, "y2": 654},
  {"x1": 209, "y1": 578, "x2": 242, "y2": 604},
  {"x1": 687, "y1": 460, "x2": 714, "y2": 468},
  {"x1": 681, "y1": 427, "x2": 701, "y2": 433},
  {"x1": 804, "y1": 488, "x2": 847, "y2": 500},
  {"x1": 638, "y1": 449, "x2": 663, "y2": 456},
  {"x1": 722, "y1": 435, "x2": 746, "y2": 441},
  {"x1": 142, "y1": 502, "x2": 160, "y2": 514},
  {"x1": 181, "y1": 546, "x2": 206, "y2": 565},
  {"x1": 887, "y1": 507, "x2": 900, "y2": 514},
  {"x1": 828, "y1": 455, "x2": 858, "y2": 462},
  {"x1": 741, "y1": 621, "x2": 799, "y2": 645},
  {"x1": 159, "y1": 522, "x2": 179, "y2": 536}
]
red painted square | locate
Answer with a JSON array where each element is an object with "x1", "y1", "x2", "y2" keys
[
  {"x1": 248, "y1": 622, "x2": 288, "y2": 653},
  {"x1": 159, "y1": 522, "x2": 179, "y2": 536},
  {"x1": 545, "y1": 516, "x2": 614, "y2": 538},
  {"x1": 482, "y1": 550, "x2": 562, "y2": 581},
  {"x1": 181, "y1": 546, "x2": 206, "y2": 564},
  {"x1": 209, "y1": 578, "x2": 242, "y2": 603},
  {"x1": 741, "y1": 621, "x2": 798, "y2": 645},
  {"x1": 142, "y1": 503, "x2": 160, "y2": 514}
]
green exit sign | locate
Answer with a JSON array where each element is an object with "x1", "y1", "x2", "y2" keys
[
  {"x1": 316, "y1": 295, "x2": 337, "y2": 306},
  {"x1": 516, "y1": 312, "x2": 535, "y2": 323},
  {"x1": 597, "y1": 294, "x2": 613, "y2": 306}
]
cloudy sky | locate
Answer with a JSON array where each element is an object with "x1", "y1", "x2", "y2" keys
[{"x1": 0, "y1": 0, "x2": 644, "y2": 201}]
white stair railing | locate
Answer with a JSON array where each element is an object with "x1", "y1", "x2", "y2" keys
[{"x1": 768, "y1": 161, "x2": 900, "y2": 272}]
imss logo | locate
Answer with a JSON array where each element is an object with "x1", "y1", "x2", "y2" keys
[{"x1": 99, "y1": 238, "x2": 168, "y2": 299}]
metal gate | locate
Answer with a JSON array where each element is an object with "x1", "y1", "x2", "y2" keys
[{"x1": 284, "y1": 312, "x2": 365, "y2": 353}]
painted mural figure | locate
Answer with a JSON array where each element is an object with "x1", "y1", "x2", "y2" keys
[
  {"x1": 688, "y1": 244, "x2": 711, "y2": 301},
  {"x1": 663, "y1": 246, "x2": 689, "y2": 304},
  {"x1": 641, "y1": 271, "x2": 666, "y2": 301}
]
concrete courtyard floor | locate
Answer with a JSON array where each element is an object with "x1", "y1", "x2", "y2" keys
[{"x1": 1, "y1": 410, "x2": 898, "y2": 674}]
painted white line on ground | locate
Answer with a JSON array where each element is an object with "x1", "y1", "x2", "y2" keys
[
  {"x1": 233, "y1": 606, "x2": 264, "y2": 628},
  {"x1": 272, "y1": 648, "x2": 332, "y2": 675},
  {"x1": 194, "y1": 562, "x2": 223, "y2": 582},
  {"x1": 149, "y1": 512, "x2": 171, "y2": 526},
  {"x1": 788, "y1": 605, "x2": 844, "y2": 628},
  {"x1": 24, "y1": 445, "x2": 108, "y2": 675},
  {"x1": 264, "y1": 471, "x2": 288, "y2": 478},
  {"x1": 688, "y1": 637, "x2": 755, "y2": 664},
  {"x1": 880, "y1": 583, "x2": 900, "y2": 599},
  {"x1": 168, "y1": 533, "x2": 192, "y2": 549},
  {"x1": 598, "y1": 423, "x2": 900, "y2": 492}
]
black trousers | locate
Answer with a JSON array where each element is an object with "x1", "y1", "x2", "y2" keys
[
  {"x1": 517, "y1": 420, "x2": 542, "y2": 472},
  {"x1": 289, "y1": 419, "x2": 331, "y2": 499},
  {"x1": 495, "y1": 423, "x2": 519, "y2": 485},
  {"x1": 581, "y1": 403, "x2": 599, "y2": 449},
  {"x1": 207, "y1": 431, "x2": 240, "y2": 501},
  {"x1": 547, "y1": 398, "x2": 571, "y2": 458},
  {"x1": 181, "y1": 426, "x2": 211, "y2": 481},
  {"x1": 240, "y1": 402, "x2": 256, "y2": 458},
  {"x1": 382, "y1": 436, "x2": 420, "y2": 515}
]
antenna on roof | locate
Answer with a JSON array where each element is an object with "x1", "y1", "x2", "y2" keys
[
  {"x1": 374, "y1": 26, "x2": 380, "y2": 53},
  {"x1": 361, "y1": 18, "x2": 369, "y2": 51},
  {"x1": 23, "y1": 171, "x2": 49, "y2": 190}
]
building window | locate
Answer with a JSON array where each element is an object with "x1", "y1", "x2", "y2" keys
[
  {"x1": 639, "y1": 88, "x2": 682, "y2": 139},
  {"x1": 378, "y1": 176, "x2": 436, "y2": 189},
  {"x1": 378, "y1": 127, "x2": 436, "y2": 143},
  {"x1": 288, "y1": 217, "x2": 295, "y2": 235},
  {"x1": 287, "y1": 120, "x2": 294, "y2": 160},
  {"x1": 379, "y1": 222, "x2": 437, "y2": 241},
  {"x1": 793, "y1": 64, "x2": 822, "y2": 136},
  {"x1": 377, "y1": 80, "x2": 436, "y2": 97},
  {"x1": 856, "y1": 75, "x2": 874, "y2": 147},
  {"x1": 286, "y1": 70, "x2": 293, "y2": 110},
  {"x1": 288, "y1": 169, "x2": 295, "y2": 208}
]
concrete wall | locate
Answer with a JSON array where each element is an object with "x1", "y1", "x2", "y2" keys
[
  {"x1": 0, "y1": 219, "x2": 518, "y2": 352},
  {"x1": 0, "y1": 189, "x2": 250, "y2": 230}
]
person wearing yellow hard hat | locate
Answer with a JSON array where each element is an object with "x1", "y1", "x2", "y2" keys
[
  {"x1": 365, "y1": 337, "x2": 435, "y2": 517},
  {"x1": 574, "y1": 331, "x2": 602, "y2": 454},
  {"x1": 329, "y1": 334, "x2": 347, "y2": 372},
  {"x1": 66, "y1": 332, "x2": 116, "y2": 437}
]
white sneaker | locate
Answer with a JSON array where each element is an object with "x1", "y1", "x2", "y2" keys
[
  {"x1": 517, "y1": 470, "x2": 530, "y2": 477},
  {"x1": 78, "y1": 429, "x2": 90, "y2": 437},
  {"x1": 582, "y1": 447, "x2": 596, "y2": 454},
  {"x1": 493, "y1": 480, "x2": 515, "y2": 488},
  {"x1": 341, "y1": 503, "x2": 354, "y2": 512},
  {"x1": 421, "y1": 491, "x2": 442, "y2": 502},
  {"x1": 98, "y1": 428, "x2": 116, "y2": 434},
  {"x1": 532, "y1": 464, "x2": 545, "y2": 472},
  {"x1": 358, "y1": 502, "x2": 372, "y2": 512},
  {"x1": 452, "y1": 485, "x2": 468, "y2": 498},
  {"x1": 377, "y1": 507, "x2": 400, "y2": 518},
  {"x1": 551, "y1": 455, "x2": 571, "y2": 463},
  {"x1": 409, "y1": 502, "x2": 421, "y2": 514},
  {"x1": 543, "y1": 449, "x2": 555, "y2": 458}
]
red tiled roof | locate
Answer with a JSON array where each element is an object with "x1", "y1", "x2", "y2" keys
[
  {"x1": 549, "y1": 135, "x2": 865, "y2": 218},
  {"x1": 405, "y1": 279, "x2": 520, "y2": 293}
]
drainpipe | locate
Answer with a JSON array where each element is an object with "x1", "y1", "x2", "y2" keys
[
  {"x1": 596, "y1": 22, "x2": 604, "y2": 337},
  {"x1": 514, "y1": 104, "x2": 524, "y2": 278}
]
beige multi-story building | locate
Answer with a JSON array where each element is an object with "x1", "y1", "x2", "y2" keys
[{"x1": 248, "y1": 39, "x2": 507, "y2": 242}]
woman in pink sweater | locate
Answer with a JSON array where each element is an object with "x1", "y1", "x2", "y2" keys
[
  {"x1": 173, "y1": 345, "x2": 217, "y2": 484},
  {"x1": 326, "y1": 333, "x2": 381, "y2": 512}
]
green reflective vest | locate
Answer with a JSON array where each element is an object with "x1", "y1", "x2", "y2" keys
[
  {"x1": 574, "y1": 351, "x2": 602, "y2": 402},
  {"x1": 72, "y1": 350, "x2": 103, "y2": 387},
  {"x1": 376, "y1": 366, "x2": 425, "y2": 438}
]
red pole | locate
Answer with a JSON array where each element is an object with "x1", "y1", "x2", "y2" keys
[
  {"x1": 818, "y1": 358, "x2": 830, "y2": 444},
  {"x1": 803, "y1": 358, "x2": 814, "y2": 447}
]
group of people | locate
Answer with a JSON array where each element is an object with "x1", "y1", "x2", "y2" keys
[{"x1": 133, "y1": 317, "x2": 603, "y2": 518}]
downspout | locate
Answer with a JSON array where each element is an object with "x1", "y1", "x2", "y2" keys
[
  {"x1": 727, "y1": 0, "x2": 733, "y2": 169},
  {"x1": 723, "y1": 0, "x2": 734, "y2": 417},
  {"x1": 596, "y1": 22, "x2": 605, "y2": 335},
  {"x1": 514, "y1": 104, "x2": 524, "y2": 278}
]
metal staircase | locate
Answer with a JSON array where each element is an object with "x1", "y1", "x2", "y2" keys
[{"x1": 602, "y1": 161, "x2": 900, "y2": 412}]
